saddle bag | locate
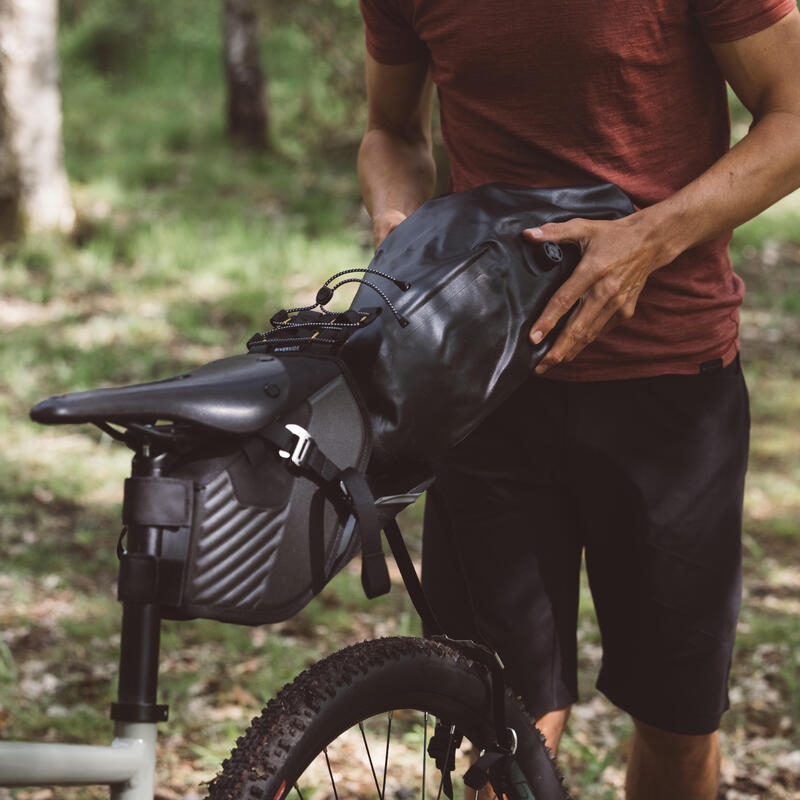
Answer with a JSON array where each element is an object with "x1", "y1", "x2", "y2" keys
[
  {"x1": 150, "y1": 355, "x2": 387, "y2": 625},
  {"x1": 34, "y1": 181, "x2": 634, "y2": 627}
]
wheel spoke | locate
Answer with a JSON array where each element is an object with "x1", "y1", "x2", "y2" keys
[
  {"x1": 381, "y1": 710, "x2": 393, "y2": 800},
  {"x1": 323, "y1": 747, "x2": 340, "y2": 800},
  {"x1": 292, "y1": 783, "x2": 305, "y2": 800},
  {"x1": 359, "y1": 720, "x2": 383, "y2": 799},
  {"x1": 422, "y1": 711, "x2": 428, "y2": 800}
]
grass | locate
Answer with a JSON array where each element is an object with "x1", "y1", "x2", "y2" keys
[{"x1": 1, "y1": 3, "x2": 799, "y2": 798}]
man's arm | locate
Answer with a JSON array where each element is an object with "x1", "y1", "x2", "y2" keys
[
  {"x1": 358, "y1": 53, "x2": 436, "y2": 248},
  {"x1": 527, "y1": 8, "x2": 800, "y2": 373}
]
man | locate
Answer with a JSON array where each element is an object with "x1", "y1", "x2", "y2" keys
[{"x1": 356, "y1": 2, "x2": 800, "y2": 798}]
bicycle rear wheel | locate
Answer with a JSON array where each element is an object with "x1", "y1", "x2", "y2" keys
[{"x1": 207, "y1": 637, "x2": 566, "y2": 800}]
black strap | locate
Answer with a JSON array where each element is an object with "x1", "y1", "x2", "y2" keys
[
  {"x1": 463, "y1": 749, "x2": 511, "y2": 793},
  {"x1": 383, "y1": 518, "x2": 443, "y2": 636},
  {"x1": 339, "y1": 468, "x2": 390, "y2": 598},
  {"x1": 261, "y1": 423, "x2": 391, "y2": 599}
]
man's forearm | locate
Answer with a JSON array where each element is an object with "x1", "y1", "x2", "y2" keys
[
  {"x1": 526, "y1": 110, "x2": 800, "y2": 372},
  {"x1": 358, "y1": 127, "x2": 436, "y2": 246},
  {"x1": 639, "y1": 109, "x2": 800, "y2": 264}
]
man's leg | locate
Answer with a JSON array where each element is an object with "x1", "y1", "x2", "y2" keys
[
  {"x1": 626, "y1": 719, "x2": 720, "y2": 800},
  {"x1": 535, "y1": 707, "x2": 571, "y2": 757},
  {"x1": 565, "y1": 360, "x2": 749, "y2": 795}
]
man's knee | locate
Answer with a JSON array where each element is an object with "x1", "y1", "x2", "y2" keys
[
  {"x1": 632, "y1": 717, "x2": 720, "y2": 766},
  {"x1": 627, "y1": 718, "x2": 721, "y2": 800}
]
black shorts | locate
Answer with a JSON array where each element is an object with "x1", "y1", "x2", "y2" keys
[{"x1": 421, "y1": 357, "x2": 750, "y2": 736}]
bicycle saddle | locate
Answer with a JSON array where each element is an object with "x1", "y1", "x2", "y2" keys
[{"x1": 29, "y1": 353, "x2": 338, "y2": 435}]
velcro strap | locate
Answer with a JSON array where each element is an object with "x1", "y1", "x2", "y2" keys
[{"x1": 122, "y1": 477, "x2": 192, "y2": 528}]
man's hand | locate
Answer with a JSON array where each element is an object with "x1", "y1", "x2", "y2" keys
[
  {"x1": 525, "y1": 212, "x2": 673, "y2": 374},
  {"x1": 373, "y1": 209, "x2": 408, "y2": 249}
]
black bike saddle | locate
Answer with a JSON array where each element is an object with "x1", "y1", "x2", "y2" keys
[{"x1": 29, "y1": 353, "x2": 300, "y2": 434}]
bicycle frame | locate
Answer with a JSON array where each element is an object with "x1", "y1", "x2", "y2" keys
[
  {"x1": 0, "y1": 724, "x2": 156, "y2": 799},
  {"x1": 0, "y1": 447, "x2": 167, "y2": 799}
]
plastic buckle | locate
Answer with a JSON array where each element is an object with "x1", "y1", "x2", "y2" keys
[{"x1": 278, "y1": 424, "x2": 312, "y2": 467}]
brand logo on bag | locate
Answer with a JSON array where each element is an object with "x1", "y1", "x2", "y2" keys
[{"x1": 544, "y1": 241, "x2": 563, "y2": 263}]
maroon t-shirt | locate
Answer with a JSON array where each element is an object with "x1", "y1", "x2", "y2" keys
[{"x1": 359, "y1": 0, "x2": 796, "y2": 380}]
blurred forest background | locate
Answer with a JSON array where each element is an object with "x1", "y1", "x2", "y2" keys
[{"x1": 0, "y1": 0, "x2": 798, "y2": 797}]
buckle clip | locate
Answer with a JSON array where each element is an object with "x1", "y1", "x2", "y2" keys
[{"x1": 278, "y1": 424, "x2": 313, "y2": 467}]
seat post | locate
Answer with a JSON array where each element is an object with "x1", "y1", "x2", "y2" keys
[{"x1": 111, "y1": 445, "x2": 169, "y2": 725}]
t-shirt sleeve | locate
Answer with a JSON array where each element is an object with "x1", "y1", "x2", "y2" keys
[
  {"x1": 691, "y1": 0, "x2": 797, "y2": 43},
  {"x1": 359, "y1": 0, "x2": 428, "y2": 64}
]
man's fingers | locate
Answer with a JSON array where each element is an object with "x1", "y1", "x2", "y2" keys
[
  {"x1": 533, "y1": 300, "x2": 588, "y2": 373},
  {"x1": 537, "y1": 293, "x2": 638, "y2": 372},
  {"x1": 563, "y1": 306, "x2": 624, "y2": 362},
  {"x1": 529, "y1": 266, "x2": 595, "y2": 344}
]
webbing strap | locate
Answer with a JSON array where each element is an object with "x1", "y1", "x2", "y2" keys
[
  {"x1": 383, "y1": 519, "x2": 443, "y2": 636},
  {"x1": 261, "y1": 423, "x2": 390, "y2": 599},
  {"x1": 339, "y1": 468, "x2": 390, "y2": 598}
]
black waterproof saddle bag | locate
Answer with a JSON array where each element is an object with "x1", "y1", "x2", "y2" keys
[{"x1": 33, "y1": 182, "x2": 634, "y2": 626}]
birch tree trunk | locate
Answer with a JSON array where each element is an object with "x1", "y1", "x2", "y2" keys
[
  {"x1": 0, "y1": 0, "x2": 74, "y2": 242},
  {"x1": 223, "y1": 0, "x2": 269, "y2": 150}
]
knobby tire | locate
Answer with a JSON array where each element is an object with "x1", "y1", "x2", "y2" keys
[{"x1": 207, "y1": 637, "x2": 567, "y2": 800}]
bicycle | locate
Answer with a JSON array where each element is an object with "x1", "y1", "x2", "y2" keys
[{"x1": 0, "y1": 352, "x2": 568, "y2": 800}]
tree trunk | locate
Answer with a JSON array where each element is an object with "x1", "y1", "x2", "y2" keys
[
  {"x1": 223, "y1": 0, "x2": 269, "y2": 151},
  {"x1": 0, "y1": 0, "x2": 74, "y2": 242},
  {"x1": 0, "y1": 57, "x2": 22, "y2": 242}
]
